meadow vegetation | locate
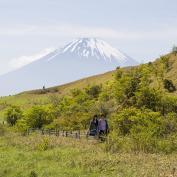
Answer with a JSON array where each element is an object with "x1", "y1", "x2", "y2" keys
[{"x1": 1, "y1": 128, "x2": 177, "y2": 177}]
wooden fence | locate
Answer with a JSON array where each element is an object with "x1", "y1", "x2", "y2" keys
[{"x1": 26, "y1": 128, "x2": 103, "y2": 140}]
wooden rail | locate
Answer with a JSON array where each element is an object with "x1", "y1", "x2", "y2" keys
[{"x1": 26, "y1": 128, "x2": 103, "y2": 140}]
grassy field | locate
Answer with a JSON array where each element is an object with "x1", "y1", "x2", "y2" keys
[{"x1": 0, "y1": 130, "x2": 177, "y2": 177}]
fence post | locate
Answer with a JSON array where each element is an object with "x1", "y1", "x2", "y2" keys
[
  {"x1": 48, "y1": 129, "x2": 51, "y2": 136},
  {"x1": 41, "y1": 129, "x2": 44, "y2": 135},
  {"x1": 66, "y1": 131, "x2": 68, "y2": 137},
  {"x1": 75, "y1": 132, "x2": 78, "y2": 139},
  {"x1": 78, "y1": 130, "x2": 80, "y2": 139},
  {"x1": 56, "y1": 129, "x2": 59, "y2": 137}
]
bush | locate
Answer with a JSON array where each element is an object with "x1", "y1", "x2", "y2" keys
[
  {"x1": 163, "y1": 79, "x2": 176, "y2": 92},
  {"x1": 5, "y1": 106, "x2": 22, "y2": 126},
  {"x1": 29, "y1": 171, "x2": 38, "y2": 177},
  {"x1": 135, "y1": 88, "x2": 161, "y2": 111},
  {"x1": 85, "y1": 85, "x2": 102, "y2": 98},
  {"x1": 36, "y1": 137, "x2": 50, "y2": 151},
  {"x1": 24, "y1": 106, "x2": 54, "y2": 129},
  {"x1": 109, "y1": 108, "x2": 166, "y2": 152}
]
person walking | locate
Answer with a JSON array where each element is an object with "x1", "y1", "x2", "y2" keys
[
  {"x1": 98, "y1": 114, "x2": 109, "y2": 139},
  {"x1": 88, "y1": 115, "x2": 98, "y2": 136}
]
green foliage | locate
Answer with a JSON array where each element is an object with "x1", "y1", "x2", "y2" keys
[
  {"x1": 2, "y1": 52, "x2": 177, "y2": 154},
  {"x1": 109, "y1": 107, "x2": 177, "y2": 152},
  {"x1": 85, "y1": 85, "x2": 102, "y2": 98},
  {"x1": 111, "y1": 107, "x2": 163, "y2": 136},
  {"x1": 29, "y1": 171, "x2": 38, "y2": 177},
  {"x1": 56, "y1": 112, "x2": 91, "y2": 130},
  {"x1": 135, "y1": 88, "x2": 161, "y2": 111},
  {"x1": 5, "y1": 106, "x2": 22, "y2": 126},
  {"x1": 114, "y1": 66, "x2": 153, "y2": 107},
  {"x1": 24, "y1": 106, "x2": 54, "y2": 129},
  {"x1": 163, "y1": 79, "x2": 176, "y2": 92},
  {"x1": 115, "y1": 68, "x2": 123, "y2": 80},
  {"x1": 159, "y1": 95, "x2": 177, "y2": 115},
  {"x1": 160, "y1": 56, "x2": 170, "y2": 71},
  {"x1": 0, "y1": 124, "x2": 5, "y2": 136},
  {"x1": 15, "y1": 118, "x2": 29, "y2": 133},
  {"x1": 36, "y1": 137, "x2": 50, "y2": 151}
]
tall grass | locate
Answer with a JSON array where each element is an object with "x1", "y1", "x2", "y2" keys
[{"x1": 1, "y1": 131, "x2": 177, "y2": 177}]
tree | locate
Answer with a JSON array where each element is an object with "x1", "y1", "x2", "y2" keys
[
  {"x1": 25, "y1": 106, "x2": 54, "y2": 129},
  {"x1": 110, "y1": 108, "x2": 165, "y2": 152},
  {"x1": 135, "y1": 88, "x2": 161, "y2": 111},
  {"x1": 5, "y1": 106, "x2": 22, "y2": 126}
]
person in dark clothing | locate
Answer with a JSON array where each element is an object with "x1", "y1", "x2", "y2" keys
[
  {"x1": 98, "y1": 114, "x2": 109, "y2": 138},
  {"x1": 88, "y1": 115, "x2": 98, "y2": 136}
]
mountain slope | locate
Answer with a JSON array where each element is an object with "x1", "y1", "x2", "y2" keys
[
  {"x1": 0, "y1": 52, "x2": 177, "y2": 107},
  {"x1": 0, "y1": 38, "x2": 137, "y2": 96},
  {"x1": 0, "y1": 52, "x2": 177, "y2": 121}
]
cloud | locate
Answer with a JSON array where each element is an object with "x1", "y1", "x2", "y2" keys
[
  {"x1": 1, "y1": 24, "x2": 177, "y2": 40},
  {"x1": 9, "y1": 48, "x2": 55, "y2": 69}
]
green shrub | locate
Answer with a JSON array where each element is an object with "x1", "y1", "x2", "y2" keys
[
  {"x1": 135, "y1": 88, "x2": 161, "y2": 111},
  {"x1": 15, "y1": 118, "x2": 29, "y2": 133},
  {"x1": 36, "y1": 137, "x2": 49, "y2": 151},
  {"x1": 163, "y1": 79, "x2": 176, "y2": 92},
  {"x1": 24, "y1": 106, "x2": 54, "y2": 129},
  {"x1": 109, "y1": 108, "x2": 166, "y2": 152},
  {"x1": 29, "y1": 171, "x2": 38, "y2": 177},
  {"x1": 5, "y1": 106, "x2": 22, "y2": 126},
  {"x1": 85, "y1": 85, "x2": 102, "y2": 98}
]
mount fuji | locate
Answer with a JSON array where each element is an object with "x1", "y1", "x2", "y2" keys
[{"x1": 0, "y1": 38, "x2": 138, "y2": 96}]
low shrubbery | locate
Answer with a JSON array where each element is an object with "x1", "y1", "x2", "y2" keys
[
  {"x1": 5, "y1": 106, "x2": 22, "y2": 126},
  {"x1": 107, "y1": 108, "x2": 177, "y2": 153}
]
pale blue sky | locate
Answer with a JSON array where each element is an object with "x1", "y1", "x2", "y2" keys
[{"x1": 0, "y1": 0, "x2": 177, "y2": 75}]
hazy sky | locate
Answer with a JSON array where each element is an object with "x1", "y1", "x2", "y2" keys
[{"x1": 0, "y1": 0, "x2": 177, "y2": 75}]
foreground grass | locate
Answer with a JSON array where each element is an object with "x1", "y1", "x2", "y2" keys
[{"x1": 1, "y1": 132, "x2": 177, "y2": 177}]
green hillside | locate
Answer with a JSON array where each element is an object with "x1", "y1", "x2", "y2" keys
[
  {"x1": 0, "y1": 52, "x2": 177, "y2": 108},
  {"x1": 1, "y1": 52, "x2": 177, "y2": 152},
  {"x1": 0, "y1": 71, "x2": 114, "y2": 120},
  {"x1": 0, "y1": 70, "x2": 114, "y2": 106},
  {"x1": 2, "y1": 52, "x2": 177, "y2": 177}
]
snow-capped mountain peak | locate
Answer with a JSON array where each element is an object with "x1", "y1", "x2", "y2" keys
[
  {"x1": 60, "y1": 38, "x2": 130, "y2": 62},
  {"x1": 0, "y1": 37, "x2": 137, "y2": 96}
]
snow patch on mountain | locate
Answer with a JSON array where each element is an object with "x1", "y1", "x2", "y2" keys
[{"x1": 59, "y1": 38, "x2": 129, "y2": 62}]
